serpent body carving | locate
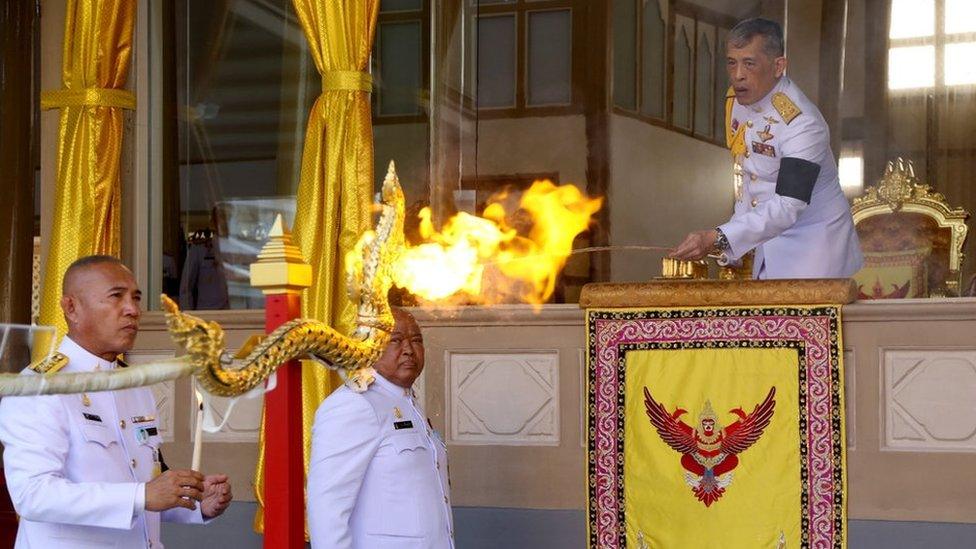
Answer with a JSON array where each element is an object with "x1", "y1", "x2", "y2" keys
[{"x1": 0, "y1": 162, "x2": 405, "y2": 398}]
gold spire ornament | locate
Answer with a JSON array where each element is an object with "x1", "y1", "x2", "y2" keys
[{"x1": 250, "y1": 215, "x2": 312, "y2": 295}]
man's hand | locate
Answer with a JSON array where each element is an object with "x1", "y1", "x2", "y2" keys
[
  {"x1": 201, "y1": 474, "x2": 233, "y2": 519},
  {"x1": 669, "y1": 229, "x2": 719, "y2": 261},
  {"x1": 145, "y1": 469, "x2": 204, "y2": 512}
]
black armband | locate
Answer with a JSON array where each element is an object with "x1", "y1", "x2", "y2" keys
[{"x1": 775, "y1": 157, "x2": 820, "y2": 204}]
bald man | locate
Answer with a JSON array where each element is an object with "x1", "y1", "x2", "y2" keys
[
  {"x1": 0, "y1": 255, "x2": 232, "y2": 548},
  {"x1": 307, "y1": 309, "x2": 454, "y2": 549}
]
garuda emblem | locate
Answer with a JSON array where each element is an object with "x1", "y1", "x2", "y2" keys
[{"x1": 643, "y1": 386, "x2": 776, "y2": 507}]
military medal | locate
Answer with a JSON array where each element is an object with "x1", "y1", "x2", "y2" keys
[
  {"x1": 393, "y1": 406, "x2": 403, "y2": 419},
  {"x1": 81, "y1": 393, "x2": 91, "y2": 407},
  {"x1": 752, "y1": 141, "x2": 776, "y2": 157}
]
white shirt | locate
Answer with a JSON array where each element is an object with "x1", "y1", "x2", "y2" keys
[
  {"x1": 0, "y1": 337, "x2": 205, "y2": 548},
  {"x1": 719, "y1": 76, "x2": 863, "y2": 279},
  {"x1": 308, "y1": 372, "x2": 453, "y2": 549}
]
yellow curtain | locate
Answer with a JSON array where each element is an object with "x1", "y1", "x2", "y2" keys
[
  {"x1": 253, "y1": 0, "x2": 380, "y2": 533},
  {"x1": 37, "y1": 0, "x2": 136, "y2": 339}
]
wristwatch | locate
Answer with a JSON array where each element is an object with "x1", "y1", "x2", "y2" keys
[{"x1": 714, "y1": 228, "x2": 730, "y2": 252}]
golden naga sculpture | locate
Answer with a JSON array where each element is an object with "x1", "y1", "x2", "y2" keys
[{"x1": 0, "y1": 162, "x2": 405, "y2": 398}]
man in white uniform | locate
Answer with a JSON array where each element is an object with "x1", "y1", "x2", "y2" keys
[
  {"x1": 308, "y1": 309, "x2": 453, "y2": 549},
  {"x1": 0, "y1": 255, "x2": 233, "y2": 548},
  {"x1": 671, "y1": 18, "x2": 862, "y2": 279}
]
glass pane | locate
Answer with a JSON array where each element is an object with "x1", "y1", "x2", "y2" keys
[
  {"x1": 945, "y1": 42, "x2": 976, "y2": 86},
  {"x1": 694, "y1": 33, "x2": 713, "y2": 136},
  {"x1": 378, "y1": 22, "x2": 423, "y2": 115},
  {"x1": 173, "y1": 2, "x2": 313, "y2": 310},
  {"x1": 528, "y1": 10, "x2": 572, "y2": 106},
  {"x1": 476, "y1": 15, "x2": 516, "y2": 108},
  {"x1": 381, "y1": 0, "x2": 423, "y2": 12},
  {"x1": 889, "y1": 0, "x2": 934, "y2": 39},
  {"x1": 887, "y1": 46, "x2": 935, "y2": 89},
  {"x1": 946, "y1": 0, "x2": 976, "y2": 34},
  {"x1": 613, "y1": 0, "x2": 637, "y2": 110},
  {"x1": 673, "y1": 24, "x2": 692, "y2": 129},
  {"x1": 639, "y1": 0, "x2": 666, "y2": 118}
]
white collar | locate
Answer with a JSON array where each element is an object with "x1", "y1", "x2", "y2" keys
[
  {"x1": 60, "y1": 336, "x2": 117, "y2": 372},
  {"x1": 742, "y1": 76, "x2": 789, "y2": 113},
  {"x1": 371, "y1": 370, "x2": 415, "y2": 399}
]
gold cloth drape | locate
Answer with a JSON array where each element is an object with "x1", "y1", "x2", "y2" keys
[
  {"x1": 253, "y1": 0, "x2": 380, "y2": 534},
  {"x1": 37, "y1": 0, "x2": 135, "y2": 338}
]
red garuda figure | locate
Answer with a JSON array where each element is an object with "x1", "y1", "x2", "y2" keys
[{"x1": 643, "y1": 386, "x2": 776, "y2": 507}]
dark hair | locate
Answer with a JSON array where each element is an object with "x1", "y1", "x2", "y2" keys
[
  {"x1": 62, "y1": 255, "x2": 125, "y2": 294},
  {"x1": 727, "y1": 17, "x2": 784, "y2": 58}
]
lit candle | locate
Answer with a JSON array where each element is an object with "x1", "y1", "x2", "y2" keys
[{"x1": 191, "y1": 385, "x2": 204, "y2": 471}]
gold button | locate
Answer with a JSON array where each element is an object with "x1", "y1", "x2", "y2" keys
[
  {"x1": 750, "y1": 173, "x2": 757, "y2": 181},
  {"x1": 746, "y1": 120, "x2": 753, "y2": 127},
  {"x1": 119, "y1": 419, "x2": 126, "y2": 429},
  {"x1": 751, "y1": 198, "x2": 758, "y2": 207},
  {"x1": 131, "y1": 459, "x2": 137, "y2": 468}
]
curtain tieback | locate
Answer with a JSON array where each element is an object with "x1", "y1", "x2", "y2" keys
[
  {"x1": 321, "y1": 70, "x2": 372, "y2": 93},
  {"x1": 40, "y1": 88, "x2": 136, "y2": 110}
]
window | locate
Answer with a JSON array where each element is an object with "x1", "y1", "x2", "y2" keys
[
  {"x1": 466, "y1": 0, "x2": 579, "y2": 116},
  {"x1": 612, "y1": 0, "x2": 740, "y2": 146},
  {"x1": 374, "y1": 0, "x2": 430, "y2": 120},
  {"x1": 888, "y1": 0, "x2": 976, "y2": 90}
]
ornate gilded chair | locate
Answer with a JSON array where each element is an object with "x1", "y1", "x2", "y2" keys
[{"x1": 851, "y1": 158, "x2": 970, "y2": 298}]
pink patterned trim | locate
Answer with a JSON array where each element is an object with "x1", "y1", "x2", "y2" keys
[{"x1": 587, "y1": 308, "x2": 843, "y2": 549}]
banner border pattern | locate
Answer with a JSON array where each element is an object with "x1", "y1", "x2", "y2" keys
[{"x1": 585, "y1": 306, "x2": 844, "y2": 549}]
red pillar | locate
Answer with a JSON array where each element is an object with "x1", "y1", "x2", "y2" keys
[
  {"x1": 250, "y1": 214, "x2": 312, "y2": 549},
  {"x1": 262, "y1": 293, "x2": 305, "y2": 548}
]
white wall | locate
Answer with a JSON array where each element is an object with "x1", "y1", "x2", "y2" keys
[
  {"x1": 374, "y1": 122, "x2": 430, "y2": 204},
  {"x1": 608, "y1": 114, "x2": 732, "y2": 282},
  {"x1": 785, "y1": 0, "x2": 824, "y2": 106},
  {"x1": 466, "y1": 115, "x2": 589, "y2": 188}
]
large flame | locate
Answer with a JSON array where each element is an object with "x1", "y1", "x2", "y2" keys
[{"x1": 390, "y1": 180, "x2": 602, "y2": 305}]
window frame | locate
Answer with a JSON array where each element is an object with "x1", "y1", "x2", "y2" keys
[
  {"x1": 466, "y1": 0, "x2": 584, "y2": 119},
  {"x1": 612, "y1": 0, "x2": 741, "y2": 148},
  {"x1": 373, "y1": 0, "x2": 432, "y2": 125},
  {"x1": 887, "y1": 0, "x2": 976, "y2": 94}
]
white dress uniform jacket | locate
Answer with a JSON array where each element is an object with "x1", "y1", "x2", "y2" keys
[
  {"x1": 0, "y1": 337, "x2": 205, "y2": 548},
  {"x1": 308, "y1": 372, "x2": 453, "y2": 549},
  {"x1": 718, "y1": 76, "x2": 863, "y2": 278}
]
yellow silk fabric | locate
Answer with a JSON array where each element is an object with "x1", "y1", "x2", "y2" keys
[
  {"x1": 624, "y1": 347, "x2": 803, "y2": 548},
  {"x1": 37, "y1": 0, "x2": 135, "y2": 340},
  {"x1": 253, "y1": 0, "x2": 380, "y2": 535}
]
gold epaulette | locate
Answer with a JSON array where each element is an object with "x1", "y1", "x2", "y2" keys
[
  {"x1": 772, "y1": 92, "x2": 801, "y2": 124},
  {"x1": 28, "y1": 352, "x2": 69, "y2": 375},
  {"x1": 116, "y1": 356, "x2": 130, "y2": 368}
]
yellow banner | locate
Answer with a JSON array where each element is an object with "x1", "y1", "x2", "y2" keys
[{"x1": 624, "y1": 347, "x2": 801, "y2": 548}]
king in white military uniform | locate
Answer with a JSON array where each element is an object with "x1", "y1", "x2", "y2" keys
[
  {"x1": 671, "y1": 18, "x2": 862, "y2": 278},
  {"x1": 719, "y1": 74, "x2": 862, "y2": 278},
  {"x1": 308, "y1": 309, "x2": 453, "y2": 549},
  {"x1": 0, "y1": 256, "x2": 232, "y2": 548}
]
